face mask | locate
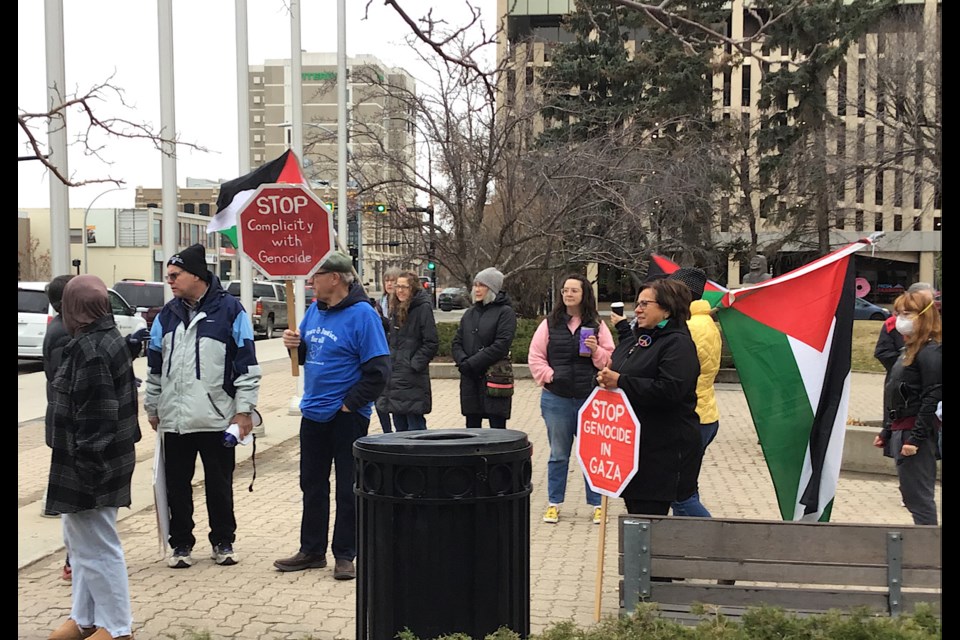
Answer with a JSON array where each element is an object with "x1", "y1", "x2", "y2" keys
[{"x1": 895, "y1": 316, "x2": 914, "y2": 336}]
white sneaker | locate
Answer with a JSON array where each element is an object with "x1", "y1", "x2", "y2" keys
[{"x1": 167, "y1": 546, "x2": 194, "y2": 569}]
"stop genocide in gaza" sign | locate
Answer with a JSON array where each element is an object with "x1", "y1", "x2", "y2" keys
[
  {"x1": 576, "y1": 387, "x2": 641, "y2": 497},
  {"x1": 237, "y1": 184, "x2": 336, "y2": 279}
]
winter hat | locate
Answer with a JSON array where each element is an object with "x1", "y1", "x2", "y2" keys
[
  {"x1": 318, "y1": 251, "x2": 354, "y2": 273},
  {"x1": 474, "y1": 267, "x2": 504, "y2": 297},
  {"x1": 667, "y1": 267, "x2": 707, "y2": 300},
  {"x1": 167, "y1": 244, "x2": 210, "y2": 282}
]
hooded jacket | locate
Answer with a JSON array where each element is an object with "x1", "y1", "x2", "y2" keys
[
  {"x1": 452, "y1": 291, "x2": 517, "y2": 418},
  {"x1": 610, "y1": 319, "x2": 702, "y2": 503},
  {"x1": 45, "y1": 314, "x2": 141, "y2": 514},
  {"x1": 686, "y1": 299, "x2": 721, "y2": 425},
  {"x1": 378, "y1": 289, "x2": 439, "y2": 415},
  {"x1": 144, "y1": 276, "x2": 261, "y2": 433}
]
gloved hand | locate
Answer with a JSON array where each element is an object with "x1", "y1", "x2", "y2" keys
[
  {"x1": 458, "y1": 360, "x2": 476, "y2": 378},
  {"x1": 126, "y1": 328, "x2": 150, "y2": 358}
]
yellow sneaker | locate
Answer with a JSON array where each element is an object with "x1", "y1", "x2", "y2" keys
[
  {"x1": 593, "y1": 506, "x2": 603, "y2": 525},
  {"x1": 543, "y1": 505, "x2": 559, "y2": 523}
]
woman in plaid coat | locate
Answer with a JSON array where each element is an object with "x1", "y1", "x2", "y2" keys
[{"x1": 46, "y1": 275, "x2": 140, "y2": 640}]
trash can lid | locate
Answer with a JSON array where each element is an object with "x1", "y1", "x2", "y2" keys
[{"x1": 354, "y1": 428, "x2": 530, "y2": 457}]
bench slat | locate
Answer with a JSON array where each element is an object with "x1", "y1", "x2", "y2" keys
[
  {"x1": 651, "y1": 557, "x2": 941, "y2": 589},
  {"x1": 646, "y1": 583, "x2": 941, "y2": 615},
  {"x1": 619, "y1": 516, "x2": 941, "y2": 567}
]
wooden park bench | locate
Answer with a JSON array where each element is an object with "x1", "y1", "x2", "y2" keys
[{"x1": 619, "y1": 515, "x2": 941, "y2": 624}]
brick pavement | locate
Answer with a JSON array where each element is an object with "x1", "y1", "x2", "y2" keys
[{"x1": 18, "y1": 366, "x2": 940, "y2": 640}]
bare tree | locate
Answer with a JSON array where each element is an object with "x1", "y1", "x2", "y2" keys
[{"x1": 18, "y1": 78, "x2": 205, "y2": 187}]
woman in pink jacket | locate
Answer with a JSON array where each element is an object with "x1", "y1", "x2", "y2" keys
[{"x1": 528, "y1": 274, "x2": 615, "y2": 525}]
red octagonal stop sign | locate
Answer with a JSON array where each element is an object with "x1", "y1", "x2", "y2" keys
[
  {"x1": 576, "y1": 387, "x2": 641, "y2": 497},
  {"x1": 237, "y1": 184, "x2": 335, "y2": 279}
]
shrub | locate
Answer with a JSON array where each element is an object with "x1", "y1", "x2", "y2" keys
[
  {"x1": 395, "y1": 603, "x2": 941, "y2": 640},
  {"x1": 436, "y1": 317, "x2": 542, "y2": 364}
]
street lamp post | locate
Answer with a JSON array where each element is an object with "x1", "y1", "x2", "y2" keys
[{"x1": 82, "y1": 187, "x2": 124, "y2": 275}]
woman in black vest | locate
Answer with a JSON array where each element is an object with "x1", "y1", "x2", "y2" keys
[
  {"x1": 378, "y1": 271, "x2": 439, "y2": 431},
  {"x1": 528, "y1": 274, "x2": 615, "y2": 525}
]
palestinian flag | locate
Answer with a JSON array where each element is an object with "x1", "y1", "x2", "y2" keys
[
  {"x1": 715, "y1": 239, "x2": 873, "y2": 522},
  {"x1": 207, "y1": 149, "x2": 307, "y2": 246},
  {"x1": 647, "y1": 254, "x2": 728, "y2": 308}
]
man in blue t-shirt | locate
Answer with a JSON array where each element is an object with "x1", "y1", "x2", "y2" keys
[{"x1": 273, "y1": 252, "x2": 390, "y2": 580}]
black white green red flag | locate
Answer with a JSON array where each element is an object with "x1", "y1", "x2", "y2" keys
[
  {"x1": 207, "y1": 149, "x2": 308, "y2": 246},
  {"x1": 647, "y1": 254, "x2": 728, "y2": 308},
  {"x1": 716, "y1": 239, "x2": 874, "y2": 521}
]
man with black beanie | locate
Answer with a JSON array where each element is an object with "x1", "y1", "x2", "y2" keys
[{"x1": 145, "y1": 244, "x2": 261, "y2": 569}]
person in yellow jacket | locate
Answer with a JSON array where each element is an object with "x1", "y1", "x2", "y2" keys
[{"x1": 666, "y1": 268, "x2": 721, "y2": 517}]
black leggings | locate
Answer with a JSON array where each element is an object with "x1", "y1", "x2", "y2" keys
[
  {"x1": 465, "y1": 414, "x2": 506, "y2": 429},
  {"x1": 623, "y1": 499, "x2": 671, "y2": 516}
]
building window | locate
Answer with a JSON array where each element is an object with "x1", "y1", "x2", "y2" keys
[
  {"x1": 837, "y1": 62, "x2": 847, "y2": 116},
  {"x1": 833, "y1": 173, "x2": 845, "y2": 202},
  {"x1": 253, "y1": 115, "x2": 262, "y2": 123},
  {"x1": 894, "y1": 170, "x2": 903, "y2": 207},
  {"x1": 875, "y1": 172, "x2": 884, "y2": 206},
  {"x1": 912, "y1": 216, "x2": 921, "y2": 231},
  {"x1": 855, "y1": 168, "x2": 865, "y2": 204},
  {"x1": 153, "y1": 219, "x2": 161, "y2": 245},
  {"x1": 183, "y1": 203, "x2": 195, "y2": 214},
  {"x1": 722, "y1": 69, "x2": 731, "y2": 107},
  {"x1": 69, "y1": 228, "x2": 83, "y2": 244},
  {"x1": 836, "y1": 126, "x2": 845, "y2": 160},
  {"x1": 741, "y1": 65, "x2": 751, "y2": 107},
  {"x1": 913, "y1": 174, "x2": 922, "y2": 210},
  {"x1": 835, "y1": 211, "x2": 845, "y2": 230},
  {"x1": 874, "y1": 212, "x2": 883, "y2": 232},
  {"x1": 254, "y1": 153, "x2": 263, "y2": 162},
  {"x1": 894, "y1": 214, "x2": 902, "y2": 231},
  {"x1": 253, "y1": 134, "x2": 263, "y2": 143},
  {"x1": 253, "y1": 75, "x2": 262, "y2": 85},
  {"x1": 198, "y1": 203, "x2": 210, "y2": 216},
  {"x1": 934, "y1": 216, "x2": 941, "y2": 230},
  {"x1": 525, "y1": 66, "x2": 534, "y2": 86},
  {"x1": 855, "y1": 210, "x2": 864, "y2": 232},
  {"x1": 253, "y1": 95, "x2": 262, "y2": 104},
  {"x1": 857, "y1": 59, "x2": 866, "y2": 118},
  {"x1": 720, "y1": 197, "x2": 730, "y2": 232}
]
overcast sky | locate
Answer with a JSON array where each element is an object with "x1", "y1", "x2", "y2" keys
[{"x1": 17, "y1": 0, "x2": 495, "y2": 210}]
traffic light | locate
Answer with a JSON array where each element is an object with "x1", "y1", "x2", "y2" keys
[
  {"x1": 427, "y1": 259, "x2": 436, "y2": 271},
  {"x1": 375, "y1": 204, "x2": 386, "y2": 213},
  {"x1": 348, "y1": 245, "x2": 358, "y2": 270}
]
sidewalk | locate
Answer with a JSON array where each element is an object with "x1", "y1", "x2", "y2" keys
[{"x1": 18, "y1": 348, "x2": 940, "y2": 639}]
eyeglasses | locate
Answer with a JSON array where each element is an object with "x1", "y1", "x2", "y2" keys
[
  {"x1": 166, "y1": 271, "x2": 186, "y2": 283},
  {"x1": 635, "y1": 299, "x2": 659, "y2": 310},
  {"x1": 395, "y1": 284, "x2": 412, "y2": 290}
]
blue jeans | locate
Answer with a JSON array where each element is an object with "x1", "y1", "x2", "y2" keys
[
  {"x1": 62, "y1": 507, "x2": 133, "y2": 637},
  {"x1": 299, "y1": 411, "x2": 369, "y2": 560},
  {"x1": 393, "y1": 413, "x2": 427, "y2": 431},
  {"x1": 541, "y1": 390, "x2": 601, "y2": 507},
  {"x1": 671, "y1": 421, "x2": 719, "y2": 517}
]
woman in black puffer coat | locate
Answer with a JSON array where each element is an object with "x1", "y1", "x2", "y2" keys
[
  {"x1": 377, "y1": 271, "x2": 439, "y2": 431},
  {"x1": 452, "y1": 267, "x2": 517, "y2": 428}
]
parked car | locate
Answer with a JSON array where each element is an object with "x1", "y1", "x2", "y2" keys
[
  {"x1": 113, "y1": 279, "x2": 166, "y2": 329},
  {"x1": 18, "y1": 281, "x2": 147, "y2": 360},
  {"x1": 226, "y1": 280, "x2": 289, "y2": 338},
  {"x1": 854, "y1": 297, "x2": 892, "y2": 321},
  {"x1": 438, "y1": 286, "x2": 470, "y2": 312}
]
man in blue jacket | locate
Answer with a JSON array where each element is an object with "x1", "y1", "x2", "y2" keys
[
  {"x1": 274, "y1": 251, "x2": 390, "y2": 580},
  {"x1": 145, "y1": 244, "x2": 261, "y2": 569}
]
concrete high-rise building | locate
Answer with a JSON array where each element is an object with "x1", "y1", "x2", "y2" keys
[
  {"x1": 248, "y1": 53, "x2": 420, "y2": 291},
  {"x1": 498, "y1": 0, "x2": 941, "y2": 302}
]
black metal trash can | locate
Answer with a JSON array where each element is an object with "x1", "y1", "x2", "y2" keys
[{"x1": 355, "y1": 428, "x2": 532, "y2": 640}]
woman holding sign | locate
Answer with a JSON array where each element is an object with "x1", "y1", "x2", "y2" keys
[
  {"x1": 528, "y1": 274, "x2": 615, "y2": 525},
  {"x1": 596, "y1": 278, "x2": 702, "y2": 516}
]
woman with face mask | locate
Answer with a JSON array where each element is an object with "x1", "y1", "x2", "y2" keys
[
  {"x1": 873, "y1": 291, "x2": 942, "y2": 525},
  {"x1": 596, "y1": 279, "x2": 703, "y2": 517}
]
